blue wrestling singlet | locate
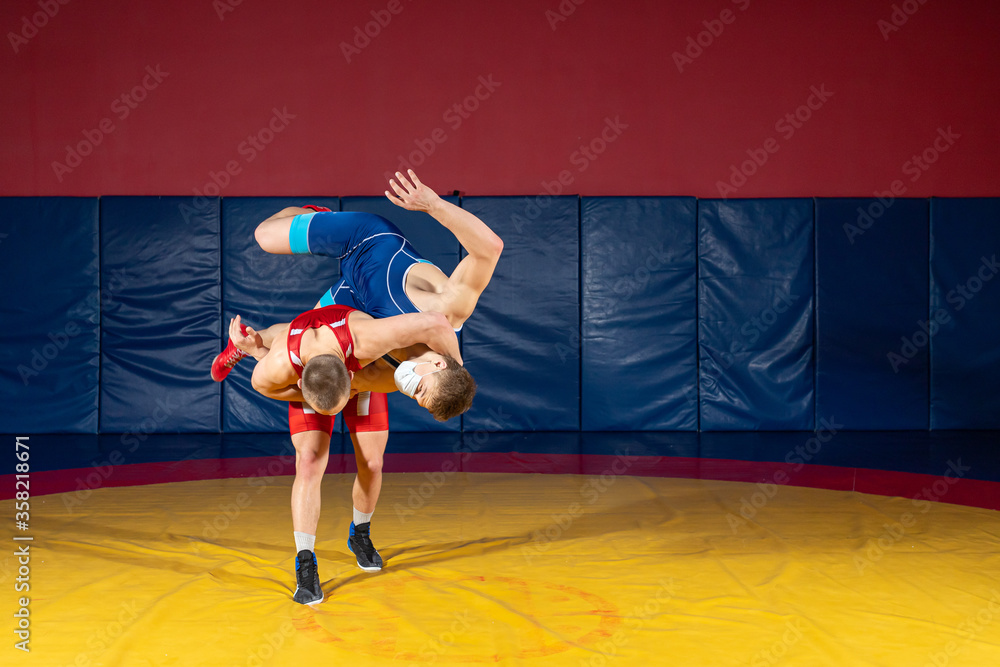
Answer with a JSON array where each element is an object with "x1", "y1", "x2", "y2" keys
[{"x1": 288, "y1": 211, "x2": 434, "y2": 319}]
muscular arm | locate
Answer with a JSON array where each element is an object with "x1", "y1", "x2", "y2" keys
[
  {"x1": 350, "y1": 311, "x2": 462, "y2": 364},
  {"x1": 352, "y1": 359, "x2": 399, "y2": 394},
  {"x1": 427, "y1": 198, "x2": 503, "y2": 269},
  {"x1": 255, "y1": 382, "x2": 306, "y2": 403},
  {"x1": 249, "y1": 328, "x2": 304, "y2": 402},
  {"x1": 387, "y1": 170, "x2": 503, "y2": 323}
]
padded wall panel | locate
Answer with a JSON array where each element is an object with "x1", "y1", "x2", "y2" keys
[
  {"x1": 222, "y1": 197, "x2": 342, "y2": 433},
  {"x1": 341, "y1": 196, "x2": 461, "y2": 432},
  {"x1": 0, "y1": 198, "x2": 100, "y2": 432},
  {"x1": 699, "y1": 199, "x2": 815, "y2": 430},
  {"x1": 100, "y1": 197, "x2": 221, "y2": 433},
  {"x1": 460, "y1": 196, "x2": 580, "y2": 431},
  {"x1": 581, "y1": 197, "x2": 698, "y2": 431},
  {"x1": 816, "y1": 198, "x2": 929, "y2": 429},
  {"x1": 930, "y1": 198, "x2": 1000, "y2": 429}
]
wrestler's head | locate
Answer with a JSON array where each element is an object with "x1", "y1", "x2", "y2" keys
[
  {"x1": 300, "y1": 354, "x2": 352, "y2": 415},
  {"x1": 394, "y1": 351, "x2": 476, "y2": 421}
]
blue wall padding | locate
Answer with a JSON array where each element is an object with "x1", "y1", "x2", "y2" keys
[
  {"x1": 100, "y1": 197, "x2": 222, "y2": 433},
  {"x1": 460, "y1": 196, "x2": 580, "y2": 431},
  {"x1": 581, "y1": 197, "x2": 698, "y2": 431},
  {"x1": 816, "y1": 198, "x2": 929, "y2": 429},
  {"x1": 341, "y1": 196, "x2": 461, "y2": 432},
  {"x1": 930, "y1": 198, "x2": 1000, "y2": 429},
  {"x1": 0, "y1": 198, "x2": 100, "y2": 433},
  {"x1": 699, "y1": 199, "x2": 815, "y2": 430},
  {"x1": 221, "y1": 197, "x2": 342, "y2": 433},
  {"x1": 8, "y1": 194, "x2": 1000, "y2": 439}
]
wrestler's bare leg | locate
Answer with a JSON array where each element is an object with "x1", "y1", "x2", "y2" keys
[
  {"x1": 291, "y1": 429, "x2": 331, "y2": 535},
  {"x1": 348, "y1": 428, "x2": 389, "y2": 571},
  {"x1": 290, "y1": 427, "x2": 330, "y2": 605},
  {"x1": 254, "y1": 207, "x2": 312, "y2": 254},
  {"x1": 351, "y1": 429, "x2": 388, "y2": 514}
]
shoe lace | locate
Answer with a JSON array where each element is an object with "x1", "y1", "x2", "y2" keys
[
  {"x1": 355, "y1": 530, "x2": 376, "y2": 556},
  {"x1": 297, "y1": 553, "x2": 316, "y2": 582},
  {"x1": 223, "y1": 347, "x2": 248, "y2": 368}
]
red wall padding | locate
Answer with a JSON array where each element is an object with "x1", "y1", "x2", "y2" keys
[{"x1": 1, "y1": 0, "x2": 997, "y2": 197}]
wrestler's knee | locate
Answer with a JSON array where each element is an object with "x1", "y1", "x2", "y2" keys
[
  {"x1": 295, "y1": 452, "x2": 326, "y2": 482},
  {"x1": 253, "y1": 220, "x2": 288, "y2": 253},
  {"x1": 254, "y1": 207, "x2": 308, "y2": 252},
  {"x1": 364, "y1": 454, "x2": 383, "y2": 478}
]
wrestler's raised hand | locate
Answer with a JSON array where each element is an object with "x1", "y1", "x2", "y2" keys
[
  {"x1": 385, "y1": 169, "x2": 441, "y2": 212},
  {"x1": 229, "y1": 314, "x2": 264, "y2": 356}
]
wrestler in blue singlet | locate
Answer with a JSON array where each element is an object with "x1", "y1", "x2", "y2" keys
[{"x1": 287, "y1": 211, "x2": 434, "y2": 319}]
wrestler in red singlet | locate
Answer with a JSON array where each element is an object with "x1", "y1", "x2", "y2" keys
[
  {"x1": 285, "y1": 305, "x2": 389, "y2": 435},
  {"x1": 286, "y1": 305, "x2": 360, "y2": 436}
]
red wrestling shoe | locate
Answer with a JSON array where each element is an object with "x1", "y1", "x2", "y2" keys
[
  {"x1": 301, "y1": 205, "x2": 331, "y2": 212},
  {"x1": 211, "y1": 324, "x2": 250, "y2": 382}
]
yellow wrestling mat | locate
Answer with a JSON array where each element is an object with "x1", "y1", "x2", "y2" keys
[{"x1": 4, "y1": 472, "x2": 1000, "y2": 666}]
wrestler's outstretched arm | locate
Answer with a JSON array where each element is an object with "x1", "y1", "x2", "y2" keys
[
  {"x1": 386, "y1": 169, "x2": 503, "y2": 323},
  {"x1": 251, "y1": 355, "x2": 305, "y2": 402},
  {"x1": 230, "y1": 310, "x2": 458, "y2": 402},
  {"x1": 241, "y1": 323, "x2": 309, "y2": 403},
  {"x1": 225, "y1": 316, "x2": 305, "y2": 401},
  {"x1": 351, "y1": 311, "x2": 462, "y2": 364}
]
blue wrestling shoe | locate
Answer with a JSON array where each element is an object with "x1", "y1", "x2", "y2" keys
[{"x1": 348, "y1": 522, "x2": 383, "y2": 572}]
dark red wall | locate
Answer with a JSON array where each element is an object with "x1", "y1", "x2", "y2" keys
[{"x1": 2, "y1": 0, "x2": 997, "y2": 197}]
